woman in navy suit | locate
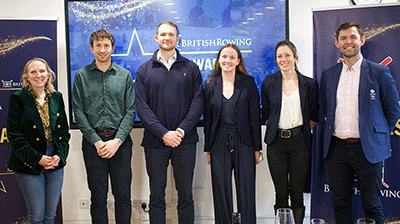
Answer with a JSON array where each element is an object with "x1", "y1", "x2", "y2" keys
[
  {"x1": 261, "y1": 40, "x2": 319, "y2": 224},
  {"x1": 204, "y1": 44, "x2": 261, "y2": 224},
  {"x1": 7, "y1": 58, "x2": 70, "y2": 224}
]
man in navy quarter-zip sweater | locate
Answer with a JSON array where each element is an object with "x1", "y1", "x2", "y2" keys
[{"x1": 135, "y1": 21, "x2": 204, "y2": 224}]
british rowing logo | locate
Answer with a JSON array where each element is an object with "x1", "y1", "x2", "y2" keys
[{"x1": 1, "y1": 80, "x2": 13, "y2": 88}]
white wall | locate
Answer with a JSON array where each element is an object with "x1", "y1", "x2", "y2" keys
[{"x1": 1, "y1": 0, "x2": 398, "y2": 223}]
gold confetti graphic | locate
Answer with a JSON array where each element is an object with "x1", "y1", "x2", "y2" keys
[
  {"x1": 70, "y1": 0, "x2": 157, "y2": 24},
  {"x1": 364, "y1": 23, "x2": 400, "y2": 39},
  {"x1": 331, "y1": 23, "x2": 400, "y2": 40},
  {"x1": 0, "y1": 36, "x2": 52, "y2": 56}
]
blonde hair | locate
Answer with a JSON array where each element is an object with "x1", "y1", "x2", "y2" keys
[{"x1": 22, "y1": 57, "x2": 56, "y2": 93}]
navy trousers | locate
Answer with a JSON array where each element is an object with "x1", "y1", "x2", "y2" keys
[
  {"x1": 82, "y1": 135, "x2": 133, "y2": 224},
  {"x1": 145, "y1": 143, "x2": 196, "y2": 224},
  {"x1": 326, "y1": 136, "x2": 384, "y2": 224},
  {"x1": 210, "y1": 125, "x2": 256, "y2": 224}
]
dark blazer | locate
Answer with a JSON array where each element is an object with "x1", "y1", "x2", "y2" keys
[
  {"x1": 7, "y1": 88, "x2": 70, "y2": 175},
  {"x1": 204, "y1": 73, "x2": 261, "y2": 152},
  {"x1": 320, "y1": 59, "x2": 400, "y2": 163},
  {"x1": 261, "y1": 71, "x2": 320, "y2": 150}
]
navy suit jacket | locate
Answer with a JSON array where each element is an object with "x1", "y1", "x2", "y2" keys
[
  {"x1": 261, "y1": 71, "x2": 320, "y2": 150},
  {"x1": 204, "y1": 73, "x2": 262, "y2": 152},
  {"x1": 320, "y1": 59, "x2": 400, "y2": 163}
]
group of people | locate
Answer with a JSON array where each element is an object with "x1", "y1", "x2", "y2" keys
[{"x1": 6, "y1": 21, "x2": 399, "y2": 224}]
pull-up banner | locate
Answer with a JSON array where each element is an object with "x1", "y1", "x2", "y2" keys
[
  {"x1": 0, "y1": 19, "x2": 60, "y2": 224},
  {"x1": 312, "y1": 4, "x2": 400, "y2": 223}
]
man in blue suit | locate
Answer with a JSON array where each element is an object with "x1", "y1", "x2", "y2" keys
[{"x1": 320, "y1": 22, "x2": 400, "y2": 224}]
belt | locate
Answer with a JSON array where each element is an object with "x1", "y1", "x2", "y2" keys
[
  {"x1": 336, "y1": 137, "x2": 360, "y2": 143},
  {"x1": 96, "y1": 129, "x2": 116, "y2": 137},
  {"x1": 277, "y1": 126, "x2": 303, "y2": 139}
]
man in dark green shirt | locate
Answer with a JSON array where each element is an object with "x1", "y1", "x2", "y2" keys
[{"x1": 73, "y1": 29, "x2": 135, "y2": 224}]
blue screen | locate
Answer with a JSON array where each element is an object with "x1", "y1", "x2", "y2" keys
[{"x1": 67, "y1": 0, "x2": 286, "y2": 126}]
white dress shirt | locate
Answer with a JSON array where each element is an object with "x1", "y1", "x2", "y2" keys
[{"x1": 333, "y1": 56, "x2": 363, "y2": 139}]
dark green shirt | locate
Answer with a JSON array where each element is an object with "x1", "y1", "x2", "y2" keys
[{"x1": 73, "y1": 61, "x2": 135, "y2": 144}]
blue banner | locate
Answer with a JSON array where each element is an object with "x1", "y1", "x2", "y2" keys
[
  {"x1": 312, "y1": 5, "x2": 400, "y2": 223},
  {"x1": 0, "y1": 19, "x2": 61, "y2": 224}
]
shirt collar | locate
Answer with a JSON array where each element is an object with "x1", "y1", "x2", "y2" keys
[
  {"x1": 157, "y1": 51, "x2": 177, "y2": 62},
  {"x1": 89, "y1": 60, "x2": 116, "y2": 72},
  {"x1": 343, "y1": 56, "x2": 363, "y2": 73},
  {"x1": 28, "y1": 85, "x2": 52, "y2": 99}
]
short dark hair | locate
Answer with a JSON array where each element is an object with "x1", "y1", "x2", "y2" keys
[
  {"x1": 156, "y1": 21, "x2": 179, "y2": 35},
  {"x1": 90, "y1": 29, "x2": 115, "y2": 47},
  {"x1": 335, "y1": 22, "x2": 363, "y2": 40}
]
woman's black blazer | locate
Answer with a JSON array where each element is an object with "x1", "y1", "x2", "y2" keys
[
  {"x1": 261, "y1": 70, "x2": 319, "y2": 150},
  {"x1": 204, "y1": 73, "x2": 261, "y2": 152}
]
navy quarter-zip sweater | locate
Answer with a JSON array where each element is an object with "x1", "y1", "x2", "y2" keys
[{"x1": 135, "y1": 49, "x2": 204, "y2": 148}]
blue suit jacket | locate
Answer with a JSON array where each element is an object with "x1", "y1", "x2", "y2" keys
[
  {"x1": 204, "y1": 73, "x2": 261, "y2": 152},
  {"x1": 320, "y1": 59, "x2": 400, "y2": 163},
  {"x1": 261, "y1": 71, "x2": 320, "y2": 150}
]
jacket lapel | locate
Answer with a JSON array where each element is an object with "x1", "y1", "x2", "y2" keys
[
  {"x1": 22, "y1": 90, "x2": 45, "y2": 135},
  {"x1": 359, "y1": 59, "x2": 369, "y2": 108},
  {"x1": 231, "y1": 73, "x2": 243, "y2": 109},
  {"x1": 213, "y1": 76, "x2": 223, "y2": 118},
  {"x1": 48, "y1": 95, "x2": 58, "y2": 132},
  {"x1": 298, "y1": 72, "x2": 307, "y2": 115},
  {"x1": 274, "y1": 71, "x2": 283, "y2": 113},
  {"x1": 330, "y1": 63, "x2": 343, "y2": 109}
]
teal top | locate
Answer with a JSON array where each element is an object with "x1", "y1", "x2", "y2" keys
[{"x1": 73, "y1": 60, "x2": 136, "y2": 144}]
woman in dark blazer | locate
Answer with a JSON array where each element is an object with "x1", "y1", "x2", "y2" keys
[
  {"x1": 7, "y1": 58, "x2": 70, "y2": 224},
  {"x1": 261, "y1": 40, "x2": 319, "y2": 224},
  {"x1": 204, "y1": 44, "x2": 261, "y2": 224}
]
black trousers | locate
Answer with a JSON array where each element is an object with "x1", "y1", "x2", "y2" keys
[
  {"x1": 210, "y1": 125, "x2": 256, "y2": 224},
  {"x1": 267, "y1": 130, "x2": 309, "y2": 210},
  {"x1": 82, "y1": 135, "x2": 133, "y2": 224},
  {"x1": 326, "y1": 136, "x2": 384, "y2": 224},
  {"x1": 144, "y1": 143, "x2": 196, "y2": 224}
]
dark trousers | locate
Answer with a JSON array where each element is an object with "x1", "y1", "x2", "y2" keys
[
  {"x1": 144, "y1": 143, "x2": 196, "y2": 224},
  {"x1": 267, "y1": 131, "x2": 309, "y2": 210},
  {"x1": 210, "y1": 126, "x2": 256, "y2": 224},
  {"x1": 82, "y1": 135, "x2": 133, "y2": 224},
  {"x1": 326, "y1": 136, "x2": 384, "y2": 224}
]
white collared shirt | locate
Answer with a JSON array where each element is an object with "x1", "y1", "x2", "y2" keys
[
  {"x1": 333, "y1": 56, "x2": 363, "y2": 139},
  {"x1": 157, "y1": 51, "x2": 177, "y2": 71}
]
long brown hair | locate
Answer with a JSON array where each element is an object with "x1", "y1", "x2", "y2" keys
[
  {"x1": 274, "y1": 40, "x2": 299, "y2": 71},
  {"x1": 206, "y1": 44, "x2": 248, "y2": 84},
  {"x1": 22, "y1": 58, "x2": 56, "y2": 93}
]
